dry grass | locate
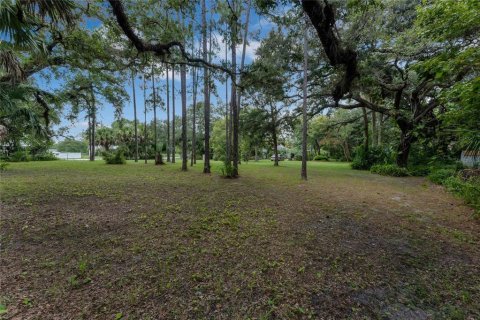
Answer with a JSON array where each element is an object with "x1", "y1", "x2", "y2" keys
[{"x1": 1, "y1": 160, "x2": 479, "y2": 319}]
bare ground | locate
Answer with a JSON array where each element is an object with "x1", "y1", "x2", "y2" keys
[{"x1": 0, "y1": 161, "x2": 479, "y2": 319}]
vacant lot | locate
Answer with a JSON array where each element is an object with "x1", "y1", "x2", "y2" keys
[{"x1": 1, "y1": 160, "x2": 479, "y2": 319}]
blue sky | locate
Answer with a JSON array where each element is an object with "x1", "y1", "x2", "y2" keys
[{"x1": 36, "y1": 4, "x2": 278, "y2": 141}]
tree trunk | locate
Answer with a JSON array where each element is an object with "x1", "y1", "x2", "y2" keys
[
  {"x1": 143, "y1": 74, "x2": 147, "y2": 164},
  {"x1": 88, "y1": 113, "x2": 92, "y2": 161},
  {"x1": 202, "y1": 0, "x2": 211, "y2": 173},
  {"x1": 172, "y1": 65, "x2": 176, "y2": 163},
  {"x1": 166, "y1": 64, "x2": 171, "y2": 162},
  {"x1": 237, "y1": 0, "x2": 252, "y2": 113},
  {"x1": 191, "y1": 44, "x2": 198, "y2": 166},
  {"x1": 270, "y1": 104, "x2": 279, "y2": 167},
  {"x1": 230, "y1": 2, "x2": 239, "y2": 177},
  {"x1": 343, "y1": 140, "x2": 351, "y2": 161},
  {"x1": 132, "y1": 70, "x2": 139, "y2": 162},
  {"x1": 396, "y1": 130, "x2": 412, "y2": 168},
  {"x1": 371, "y1": 111, "x2": 377, "y2": 148},
  {"x1": 301, "y1": 17, "x2": 308, "y2": 180},
  {"x1": 254, "y1": 146, "x2": 258, "y2": 161},
  {"x1": 361, "y1": 106, "x2": 369, "y2": 152},
  {"x1": 225, "y1": 40, "x2": 230, "y2": 163},
  {"x1": 181, "y1": 63, "x2": 187, "y2": 171},
  {"x1": 90, "y1": 84, "x2": 96, "y2": 162},
  {"x1": 378, "y1": 113, "x2": 383, "y2": 146},
  {"x1": 152, "y1": 64, "x2": 161, "y2": 165}
]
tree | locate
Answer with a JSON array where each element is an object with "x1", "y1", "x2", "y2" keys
[
  {"x1": 202, "y1": 0, "x2": 211, "y2": 173},
  {"x1": 56, "y1": 139, "x2": 88, "y2": 153},
  {"x1": 301, "y1": 15, "x2": 308, "y2": 180},
  {"x1": 131, "y1": 70, "x2": 139, "y2": 162}
]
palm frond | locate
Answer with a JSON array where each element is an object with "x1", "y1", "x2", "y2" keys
[{"x1": 0, "y1": 48, "x2": 24, "y2": 82}]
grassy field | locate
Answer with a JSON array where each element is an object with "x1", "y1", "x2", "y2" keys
[{"x1": 1, "y1": 160, "x2": 479, "y2": 319}]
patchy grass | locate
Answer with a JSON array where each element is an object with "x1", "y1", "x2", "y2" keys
[{"x1": 1, "y1": 160, "x2": 479, "y2": 319}]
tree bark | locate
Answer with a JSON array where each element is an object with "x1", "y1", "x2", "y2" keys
[
  {"x1": 371, "y1": 111, "x2": 377, "y2": 148},
  {"x1": 143, "y1": 74, "x2": 147, "y2": 164},
  {"x1": 166, "y1": 64, "x2": 171, "y2": 162},
  {"x1": 191, "y1": 43, "x2": 198, "y2": 166},
  {"x1": 237, "y1": 0, "x2": 252, "y2": 114},
  {"x1": 378, "y1": 113, "x2": 383, "y2": 146},
  {"x1": 270, "y1": 104, "x2": 279, "y2": 167},
  {"x1": 172, "y1": 65, "x2": 176, "y2": 163},
  {"x1": 230, "y1": 1, "x2": 239, "y2": 177},
  {"x1": 88, "y1": 113, "x2": 92, "y2": 161},
  {"x1": 202, "y1": 0, "x2": 211, "y2": 173},
  {"x1": 361, "y1": 106, "x2": 369, "y2": 152},
  {"x1": 225, "y1": 40, "x2": 230, "y2": 163},
  {"x1": 90, "y1": 84, "x2": 96, "y2": 162},
  {"x1": 396, "y1": 130, "x2": 413, "y2": 168},
  {"x1": 301, "y1": 0, "x2": 358, "y2": 102},
  {"x1": 301, "y1": 16, "x2": 308, "y2": 180},
  {"x1": 132, "y1": 69, "x2": 139, "y2": 162},
  {"x1": 152, "y1": 64, "x2": 161, "y2": 165},
  {"x1": 181, "y1": 63, "x2": 187, "y2": 171}
]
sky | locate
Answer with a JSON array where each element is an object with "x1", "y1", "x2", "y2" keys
[{"x1": 36, "y1": 3, "x2": 279, "y2": 142}]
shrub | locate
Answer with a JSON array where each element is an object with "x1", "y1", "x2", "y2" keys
[
  {"x1": 31, "y1": 152, "x2": 58, "y2": 161},
  {"x1": 8, "y1": 150, "x2": 31, "y2": 162},
  {"x1": 0, "y1": 161, "x2": 8, "y2": 171},
  {"x1": 313, "y1": 154, "x2": 329, "y2": 161},
  {"x1": 428, "y1": 169, "x2": 456, "y2": 185},
  {"x1": 102, "y1": 149, "x2": 126, "y2": 164},
  {"x1": 351, "y1": 146, "x2": 393, "y2": 170},
  {"x1": 371, "y1": 164, "x2": 409, "y2": 177},
  {"x1": 220, "y1": 161, "x2": 236, "y2": 178},
  {"x1": 408, "y1": 165, "x2": 431, "y2": 176},
  {"x1": 443, "y1": 176, "x2": 480, "y2": 215}
]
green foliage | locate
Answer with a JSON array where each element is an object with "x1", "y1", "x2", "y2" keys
[
  {"x1": 0, "y1": 160, "x2": 8, "y2": 171},
  {"x1": 220, "y1": 161, "x2": 236, "y2": 178},
  {"x1": 31, "y1": 152, "x2": 57, "y2": 161},
  {"x1": 8, "y1": 150, "x2": 31, "y2": 162},
  {"x1": 443, "y1": 176, "x2": 480, "y2": 215},
  {"x1": 428, "y1": 169, "x2": 456, "y2": 185},
  {"x1": 102, "y1": 149, "x2": 126, "y2": 165},
  {"x1": 351, "y1": 146, "x2": 392, "y2": 170},
  {"x1": 370, "y1": 164, "x2": 409, "y2": 177},
  {"x1": 313, "y1": 154, "x2": 329, "y2": 161},
  {"x1": 56, "y1": 139, "x2": 88, "y2": 153},
  {"x1": 408, "y1": 165, "x2": 431, "y2": 177}
]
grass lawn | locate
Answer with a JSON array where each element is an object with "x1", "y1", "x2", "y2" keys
[{"x1": 1, "y1": 160, "x2": 479, "y2": 319}]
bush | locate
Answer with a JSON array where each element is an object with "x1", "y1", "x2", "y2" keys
[
  {"x1": 443, "y1": 176, "x2": 480, "y2": 215},
  {"x1": 102, "y1": 149, "x2": 126, "y2": 164},
  {"x1": 220, "y1": 161, "x2": 236, "y2": 178},
  {"x1": 408, "y1": 165, "x2": 431, "y2": 177},
  {"x1": 0, "y1": 161, "x2": 8, "y2": 171},
  {"x1": 8, "y1": 151, "x2": 31, "y2": 162},
  {"x1": 371, "y1": 164, "x2": 409, "y2": 177},
  {"x1": 351, "y1": 146, "x2": 393, "y2": 170},
  {"x1": 31, "y1": 152, "x2": 58, "y2": 161},
  {"x1": 313, "y1": 154, "x2": 329, "y2": 161},
  {"x1": 428, "y1": 169, "x2": 456, "y2": 185}
]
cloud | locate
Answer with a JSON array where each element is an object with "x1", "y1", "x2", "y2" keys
[
  {"x1": 73, "y1": 121, "x2": 89, "y2": 128},
  {"x1": 241, "y1": 40, "x2": 261, "y2": 61}
]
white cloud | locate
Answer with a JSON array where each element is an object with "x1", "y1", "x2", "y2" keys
[
  {"x1": 241, "y1": 40, "x2": 261, "y2": 61},
  {"x1": 73, "y1": 121, "x2": 89, "y2": 128}
]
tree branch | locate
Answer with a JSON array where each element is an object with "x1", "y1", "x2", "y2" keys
[
  {"x1": 107, "y1": 0, "x2": 234, "y2": 77},
  {"x1": 301, "y1": 0, "x2": 359, "y2": 102}
]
